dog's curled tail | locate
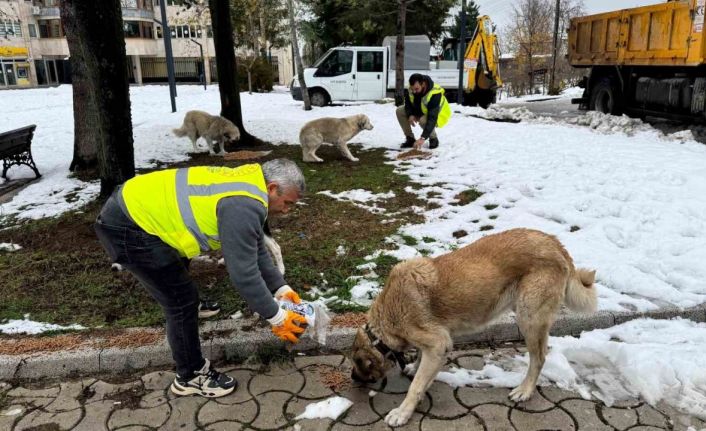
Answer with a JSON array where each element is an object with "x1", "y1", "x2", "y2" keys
[
  {"x1": 173, "y1": 125, "x2": 187, "y2": 137},
  {"x1": 564, "y1": 268, "x2": 598, "y2": 313}
]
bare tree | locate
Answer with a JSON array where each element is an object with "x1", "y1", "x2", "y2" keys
[
  {"x1": 60, "y1": 0, "x2": 134, "y2": 196},
  {"x1": 506, "y1": 0, "x2": 554, "y2": 95},
  {"x1": 287, "y1": 0, "x2": 311, "y2": 110}
]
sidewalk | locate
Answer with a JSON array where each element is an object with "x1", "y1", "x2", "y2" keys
[{"x1": 2, "y1": 347, "x2": 705, "y2": 431}]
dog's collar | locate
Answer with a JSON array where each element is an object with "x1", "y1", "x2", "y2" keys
[{"x1": 364, "y1": 324, "x2": 407, "y2": 369}]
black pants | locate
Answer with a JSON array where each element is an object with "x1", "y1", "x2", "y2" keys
[{"x1": 94, "y1": 194, "x2": 203, "y2": 377}]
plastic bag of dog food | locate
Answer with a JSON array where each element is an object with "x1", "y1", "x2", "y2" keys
[{"x1": 276, "y1": 299, "x2": 330, "y2": 345}]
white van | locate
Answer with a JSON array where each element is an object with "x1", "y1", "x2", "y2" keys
[{"x1": 290, "y1": 35, "x2": 466, "y2": 106}]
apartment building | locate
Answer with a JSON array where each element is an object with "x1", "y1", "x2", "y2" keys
[{"x1": 0, "y1": 0, "x2": 294, "y2": 89}]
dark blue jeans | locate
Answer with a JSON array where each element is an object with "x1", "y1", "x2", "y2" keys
[{"x1": 94, "y1": 194, "x2": 204, "y2": 378}]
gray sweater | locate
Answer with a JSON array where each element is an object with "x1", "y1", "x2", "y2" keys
[{"x1": 216, "y1": 196, "x2": 286, "y2": 320}]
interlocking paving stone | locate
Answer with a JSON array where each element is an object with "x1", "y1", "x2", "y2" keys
[
  {"x1": 454, "y1": 355, "x2": 485, "y2": 370},
  {"x1": 457, "y1": 387, "x2": 514, "y2": 407},
  {"x1": 294, "y1": 354, "x2": 345, "y2": 369},
  {"x1": 115, "y1": 426, "x2": 151, "y2": 431},
  {"x1": 0, "y1": 405, "x2": 25, "y2": 430},
  {"x1": 45, "y1": 379, "x2": 95, "y2": 412},
  {"x1": 371, "y1": 391, "x2": 431, "y2": 417},
  {"x1": 298, "y1": 367, "x2": 337, "y2": 399},
  {"x1": 424, "y1": 382, "x2": 467, "y2": 418},
  {"x1": 72, "y1": 399, "x2": 115, "y2": 431},
  {"x1": 600, "y1": 405, "x2": 639, "y2": 430},
  {"x1": 560, "y1": 399, "x2": 613, "y2": 431},
  {"x1": 472, "y1": 404, "x2": 515, "y2": 431},
  {"x1": 203, "y1": 420, "x2": 243, "y2": 430},
  {"x1": 198, "y1": 399, "x2": 258, "y2": 425},
  {"x1": 159, "y1": 395, "x2": 209, "y2": 430},
  {"x1": 86, "y1": 380, "x2": 143, "y2": 403},
  {"x1": 292, "y1": 418, "x2": 332, "y2": 430},
  {"x1": 636, "y1": 403, "x2": 669, "y2": 428},
  {"x1": 107, "y1": 403, "x2": 170, "y2": 429},
  {"x1": 249, "y1": 391, "x2": 293, "y2": 429},
  {"x1": 139, "y1": 390, "x2": 169, "y2": 408},
  {"x1": 140, "y1": 370, "x2": 175, "y2": 391},
  {"x1": 629, "y1": 427, "x2": 668, "y2": 431},
  {"x1": 421, "y1": 413, "x2": 483, "y2": 430},
  {"x1": 249, "y1": 368, "x2": 304, "y2": 395},
  {"x1": 538, "y1": 386, "x2": 584, "y2": 403},
  {"x1": 337, "y1": 387, "x2": 382, "y2": 426},
  {"x1": 14, "y1": 407, "x2": 83, "y2": 431},
  {"x1": 7, "y1": 385, "x2": 60, "y2": 398},
  {"x1": 330, "y1": 420, "x2": 391, "y2": 430},
  {"x1": 514, "y1": 390, "x2": 555, "y2": 412},
  {"x1": 511, "y1": 405, "x2": 576, "y2": 430},
  {"x1": 380, "y1": 372, "x2": 412, "y2": 394}
]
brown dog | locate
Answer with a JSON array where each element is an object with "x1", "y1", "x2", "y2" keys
[
  {"x1": 350, "y1": 228, "x2": 597, "y2": 427},
  {"x1": 300, "y1": 114, "x2": 374, "y2": 162}
]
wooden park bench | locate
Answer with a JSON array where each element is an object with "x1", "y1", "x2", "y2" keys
[{"x1": 0, "y1": 125, "x2": 41, "y2": 180}]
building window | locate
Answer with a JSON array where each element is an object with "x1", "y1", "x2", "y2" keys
[
  {"x1": 0, "y1": 20, "x2": 23, "y2": 38},
  {"x1": 122, "y1": 0, "x2": 138, "y2": 8},
  {"x1": 123, "y1": 21, "x2": 154, "y2": 38},
  {"x1": 167, "y1": 0, "x2": 185, "y2": 5},
  {"x1": 28, "y1": 23, "x2": 37, "y2": 38},
  {"x1": 207, "y1": 25, "x2": 212, "y2": 38},
  {"x1": 156, "y1": 25, "x2": 162, "y2": 38},
  {"x1": 37, "y1": 19, "x2": 62, "y2": 38}
]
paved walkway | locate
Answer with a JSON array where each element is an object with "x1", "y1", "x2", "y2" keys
[{"x1": 1, "y1": 348, "x2": 704, "y2": 431}]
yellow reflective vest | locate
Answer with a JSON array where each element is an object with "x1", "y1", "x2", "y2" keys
[
  {"x1": 120, "y1": 164, "x2": 269, "y2": 258},
  {"x1": 410, "y1": 83, "x2": 452, "y2": 128}
]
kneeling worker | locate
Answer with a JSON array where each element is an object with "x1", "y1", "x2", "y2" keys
[
  {"x1": 95, "y1": 159, "x2": 306, "y2": 398},
  {"x1": 396, "y1": 73, "x2": 452, "y2": 150}
]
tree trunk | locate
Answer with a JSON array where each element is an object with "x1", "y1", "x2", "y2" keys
[
  {"x1": 395, "y1": 0, "x2": 407, "y2": 106},
  {"x1": 209, "y1": 0, "x2": 262, "y2": 147},
  {"x1": 287, "y1": 0, "x2": 311, "y2": 110},
  {"x1": 60, "y1": 0, "x2": 134, "y2": 196},
  {"x1": 247, "y1": 68, "x2": 253, "y2": 94}
]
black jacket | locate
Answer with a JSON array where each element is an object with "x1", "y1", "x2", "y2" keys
[{"x1": 403, "y1": 75, "x2": 442, "y2": 139}]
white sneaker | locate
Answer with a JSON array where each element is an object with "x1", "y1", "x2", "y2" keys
[{"x1": 170, "y1": 359, "x2": 236, "y2": 398}]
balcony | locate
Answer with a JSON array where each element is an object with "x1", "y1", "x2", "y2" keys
[
  {"x1": 121, "y1": 8, "x2": 155, "y2": 20},
  {"x1": 31, "y1": 6, "x2": 60, "y2": 18}
]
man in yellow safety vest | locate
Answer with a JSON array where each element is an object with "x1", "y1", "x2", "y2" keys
[
  {"x1": 94, "y1": 158, "x2": 306, "y2": 398},
  {"x1": 396, "y1": 73, "x2": 452, "y2": 150}
]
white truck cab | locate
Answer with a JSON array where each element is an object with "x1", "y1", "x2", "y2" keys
[{"x1": 291, "y1": 36, "x2": 467, "y2": 106}]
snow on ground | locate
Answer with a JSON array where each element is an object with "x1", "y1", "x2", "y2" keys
[
  {"x1": 497, "y1": 86, "x2": 584, "y2": 104},
  {"x1": 2, "y1": 84, "x2": 706, "y2": 313},
  {"x1": 435, "y1": 318, "x2": 706, "y2": 420},
  {"x1": 0, "y1": 242, "x2": 22, "y2": 252},
  {"x1": 0, "y1": 314, "x2": 86, "y2": 335},
  {"x1": 295, "y1": 396, "x2": 353, "y2": 420},
  {"x1": 317, "y1": 189, "x2": 395, "y2": 214}
]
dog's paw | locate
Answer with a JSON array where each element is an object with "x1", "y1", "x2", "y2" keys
[
  {"x1": 509, "y1": 384, "x2": 534, "y2": 402},
  {"x1": 385, "y1": 407, "x2": 412, "y2": 427},
  {"x1": 403, "y1": 363, "x2": 418, "y2": 377},
  {"x1": 349, "y1": 157, "x2": 360, "y2": 162}
]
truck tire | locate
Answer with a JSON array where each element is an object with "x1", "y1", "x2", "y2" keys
[
  {"x1": 590, "y1": 79, "x2": 623, "y2": 115},
  {"x1": 309, "y1": 89, "x2": 329, "y2": 107}
]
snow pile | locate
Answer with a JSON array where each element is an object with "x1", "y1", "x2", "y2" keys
[
  {"x1": 295, "y1": 396, "x2": 353, "y2": 420},
  {"x1": 0, "y1": 243, "x2": 22, "y2": 252},
  {"x1": 482, "y1": 106, "x2": 539, "y2": 122},
  {"x1": 435, "y1": 318, "x2": 706, "y2": 420},
  {"x1": 318, "y1": 189, "x2": 395, "y2": 214},
  {"x1": 565, "y1": 111, "x2": 652, "y2": 135},
  {"x1": 0, "y1": 314, "x2": 86, "y2": 335}
]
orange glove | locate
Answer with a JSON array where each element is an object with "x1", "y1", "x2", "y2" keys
[
  {"x1": 268, "y1": 309, "x2": 307, "y2": 343},
  {"x1": 274, "y1": 285, "x2": 301, "y2": 304}
]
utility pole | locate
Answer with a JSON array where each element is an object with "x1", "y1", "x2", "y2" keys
[
  {"x1": 549, "y1": 0, "x2": 561, "y2": 94},
  {"x1": 456, "y1": 0, "x2": 467, "y2": 104},
  {"x1": 158, "y1": 0, "x2": 177, "y2": 112}
]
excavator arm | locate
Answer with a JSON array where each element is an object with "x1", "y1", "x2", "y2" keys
[{"x1": 463, "y1": 16, "x2": 503, "y2": 107}]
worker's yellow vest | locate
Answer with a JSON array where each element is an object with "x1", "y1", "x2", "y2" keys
[
  {"x1": 410, "y1": 84, "x2": 452, "y2": 128},
  {"x1": 120, "y1": 164, "x2": 269, "y2": 258}
]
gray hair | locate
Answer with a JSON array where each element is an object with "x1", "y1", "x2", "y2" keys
[{"x1": 261, "y1": 158, "x2": 306, "y2": 194}]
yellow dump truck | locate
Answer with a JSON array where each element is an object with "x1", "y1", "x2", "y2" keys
[{"x1": 568, "y1": 0, "x2": 706, "y2": 120}]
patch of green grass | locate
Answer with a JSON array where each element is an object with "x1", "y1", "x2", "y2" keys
[
  {"x1": 479, "y1": 225, "x2": 494, "y2": 231},
  {"x1": 489, "y1": 215, "x2": 498, "y2": 220},
  {"x1": 452, "y1": 188, "x2": 483, "y2": 206},
  {"x1": 400, "y1": 234, "x2": 418, "y2": 246},
  {"x1": 570, "y1": 225, "x2": 581, "y2": 232},
  {"x1": 0, "y1": 143, "x2": 427, "y2": 330},
  {"x1": 327, "y1": 301, "x2": 369, "y2": 313},
  {"x1": 422, "y1": 237, "x2": 435, "y2": 243},
  {"x1": 484, "y1": 204, "x2": 498, "y2": 210},
  {"x1": 252, "y1": 343, "x2": 292, "y2": 365}
]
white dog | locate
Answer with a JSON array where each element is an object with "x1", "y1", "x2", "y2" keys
[
  {"x1": 173, "y1": 110, "x2": 240, "y2": 155},
  {"x1": 300, "y1": 114, "x2": 374, "y2": 162}
]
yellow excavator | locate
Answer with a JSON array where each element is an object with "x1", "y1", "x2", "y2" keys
[{"x1": 441, "y1": 15, "x2": 503, "y2": 107}]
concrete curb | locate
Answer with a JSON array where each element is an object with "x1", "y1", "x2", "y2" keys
[{"x1": 2, "y1": 303, "x2": 705, "y2": 380}]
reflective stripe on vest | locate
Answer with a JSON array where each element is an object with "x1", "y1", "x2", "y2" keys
[{"x1": 175, "y1": 168, "x2": 269, "y2": 252}]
